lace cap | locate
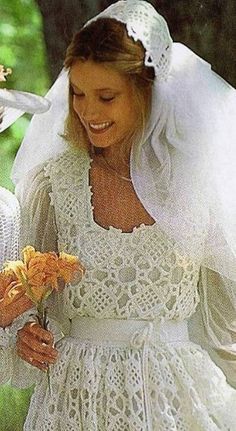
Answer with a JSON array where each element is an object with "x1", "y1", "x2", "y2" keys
[{"x1": 85, "y1": 0, "x2": 173, "y2": 81}]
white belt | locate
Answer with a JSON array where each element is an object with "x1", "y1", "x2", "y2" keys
[
  {"x1": 70, "y1": 316, "x2": 189, "y2": 346},
  {"x1": 69, "y1": 316, "x2": 189, "y2": 431}
]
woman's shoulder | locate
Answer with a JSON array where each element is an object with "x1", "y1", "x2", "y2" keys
[
  {"x1": 16, "y1": 147, "x2": 90, "y2": 202},
  {"x1": 44, "y1": 146, "x2": 90, "y2": 178}
]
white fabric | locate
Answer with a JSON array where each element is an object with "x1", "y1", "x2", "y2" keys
[
  {"x1": 12, "y1": 149, "x2": 236, "y2": 430},
  {"x1": 70, "y1": 316, "x2": 189, "y2": 345},
  {"x1": 0, "y1": 89, "x2": 50, "y2": 113},
  {"x1": 0, "y1": 106, "x2": 25, "y2": 133},
  {"x1": 85, "y1": 0, "x2": 172, "y2": 80},
  {"x1": 12, "y1": 71, "x2": 68, "y2": 177},
  {"x1": 0, "y1": 187, "x2": 20, "y2": 268},
  {"x1": 0, "y1": 89, "x2": 50, "y2": 132},
  {"x1": 131, "y1": 45, "x2": 236, "y2": 276}
]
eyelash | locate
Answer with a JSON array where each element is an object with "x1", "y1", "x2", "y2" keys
[
  {"x1": 101, "y1": 96, "x2": 115, "y2": 102},
  {"x1": 72, "y1": 93, "x2": 115, "y2": 103}
]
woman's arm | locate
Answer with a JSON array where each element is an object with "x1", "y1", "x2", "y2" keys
[
  {"x1": 0, "y1": 164, "x2": 60, "y2": 386},
  {"x1": 189, "y1": 266, "x2": 236, "y2": 388}
]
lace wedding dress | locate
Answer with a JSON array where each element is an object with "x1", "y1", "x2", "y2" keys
[{"x1": 4, "y1": 149, "x2": 236, "y2": 430}]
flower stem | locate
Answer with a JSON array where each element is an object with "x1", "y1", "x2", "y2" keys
[{"x1": 37, "y1": 303, "x2": 52, "y2": 396}]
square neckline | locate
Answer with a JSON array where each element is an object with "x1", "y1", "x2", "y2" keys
[{"x1": 87, "y1": 155, "x2": 156, "y2": 235}]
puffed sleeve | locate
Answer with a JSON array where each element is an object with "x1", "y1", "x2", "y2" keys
[
  {"x1": 188, "y1": 266, "x2": 236, "y2": 388},
  {"x1": 0, "y1": 164, "x2": 70, "y2": 388},
  {"x1": 16, "y1": 163, "x2": 71, "y2": 335}
]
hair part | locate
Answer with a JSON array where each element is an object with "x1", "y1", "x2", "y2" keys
[{"x1": 63, "y1": 18, "x2": 155, "y2": 158}]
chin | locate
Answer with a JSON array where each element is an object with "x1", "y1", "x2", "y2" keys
[{"x1": 89, "y1": 139, "x2": 116, "y2": 149}]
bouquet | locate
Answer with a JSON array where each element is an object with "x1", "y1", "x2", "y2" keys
[{"x1": 0, "y1": 246, "x2": 85, "y2": 392}]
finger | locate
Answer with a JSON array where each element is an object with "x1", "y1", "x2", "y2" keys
[
  {"x1": 16, "y1": 339, "x2": 58, "y2": 365},
  {"x1": 0, "y1": 298, "x2": 32, "y2": 328},
  {"x1": 22, "y1": 322, "x2": 54, "y2": 344},
  {"x1": 17, "y1": 347, "x2": 49, "y2": 371},
  {"x1": 8, "y1": 295, "x2": 33, "y2": 314},
  {"x1": 17, "y1": 330, "x2": 58, "y2": 359},
  {"x1": 30, "y1": 358, "x2": 49, "y2": 372}
]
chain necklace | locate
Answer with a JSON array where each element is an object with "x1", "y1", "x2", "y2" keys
[{"x1": 102, "y1": 155, "x2": 132, "y2": 182}]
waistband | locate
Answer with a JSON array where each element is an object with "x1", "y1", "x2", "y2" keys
[
  {"x1": 70, "y1": 316, "x2": 189, "y2": 348},
  {"x1": 69, "y1": 316, "x2": 189, "y2": 431}
]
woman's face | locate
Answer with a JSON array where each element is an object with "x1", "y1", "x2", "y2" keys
[{"x1": 69, "y1": 60, "x2": 138, "y2": 150}]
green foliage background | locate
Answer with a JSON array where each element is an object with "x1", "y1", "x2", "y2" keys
[
  {"x1": 0, "y1": 1, "x2": 50, "y2": 429},
  {"x1": 0, "y1": 0, "x2": 50, "y2": 191}
]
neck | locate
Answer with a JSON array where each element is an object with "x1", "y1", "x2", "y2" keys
[{"x1": 102, "y1": 143, "x2": 131, "y2": 176}]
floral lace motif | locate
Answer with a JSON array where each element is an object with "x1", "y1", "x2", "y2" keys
[
  {"x1": 86, "y1": 0, "x2": 172, "y2": 80},
  {"x1": 25, "y1": 338, "x2": 236, "y2": 431},
  {"x1": 45, "y1": 149, "x2": 200, "y2": 322}
]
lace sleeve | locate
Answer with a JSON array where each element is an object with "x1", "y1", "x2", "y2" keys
[
  {"x1": 188, "y1": 266, "x2": 236, "y2": 388},
  {"x1": 15, "y1": 164, "x2": 71, "y2": 335},
  {"x1": 0, "y1": 164, "x2": 70, "y2": 388},
  {"x1": 15, "y1": 164, "x2": 58, "y2": 253}
]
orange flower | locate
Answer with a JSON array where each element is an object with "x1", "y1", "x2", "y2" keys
[
  {"x1": 58, "y1": 252, "x2": 85, "y2": 284},
  {"x1": 0, "y1": 272, "x2": 24, "y2": 306},
  {"x1": 1, "y1": 246, "x2": 85, "y2": 309},
  {"x1": 26, "y1": 252, "x2": 59, "y2": 303},
  {"x1": 27, "y1": 253, "x2": 58, "y2": 288}
]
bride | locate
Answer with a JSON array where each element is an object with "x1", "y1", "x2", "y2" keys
[{"x1": 1, "y1": 1, "x2": 236, "y2": 429}]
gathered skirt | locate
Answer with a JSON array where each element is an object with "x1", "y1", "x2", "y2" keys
[{"x1": 24, "y1": 316, "x2": 236, "y2": 431}]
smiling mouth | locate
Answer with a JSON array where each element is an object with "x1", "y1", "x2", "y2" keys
[{"x1": 88, "y1": 121, "x2": 114, "y2": 133}]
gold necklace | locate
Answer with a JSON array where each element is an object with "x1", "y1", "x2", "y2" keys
[{"x1": 102, "y1": 155, "x2": 132, "y2": 182}]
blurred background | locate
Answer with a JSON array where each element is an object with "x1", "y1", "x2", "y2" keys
[{"x1": 0, "y1": 0, "x2": 236, "y2": 429}]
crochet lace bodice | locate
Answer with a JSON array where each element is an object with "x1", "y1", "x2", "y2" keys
[{"x1": 45, "y1": 149, "x2": 200, "y2": 322}]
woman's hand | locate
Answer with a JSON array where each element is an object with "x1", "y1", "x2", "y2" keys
[
  {"x1": 0, "y1": 291, "x2": 33, "y2": 328},
  {"x1": 16, "y1": 322, "x2": 58, "y2": 371}
]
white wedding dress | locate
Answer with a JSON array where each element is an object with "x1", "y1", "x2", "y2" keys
[{"x1": 2, "y1": 148, "x2": 236, "y2": 430}]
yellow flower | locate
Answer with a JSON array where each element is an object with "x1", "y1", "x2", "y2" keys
[
  {"x1": 58, "y1": 252, "x2": 85, "y2": 283},
  {"x1": 22, "y1": 246, "x2": 39, "y2": 266},
  {"x1": 3, "y1": 260, "x2": 27, "y2": 283},
  {"x1": 26, "y1": 284, "x2": 53, "y2": 304}
]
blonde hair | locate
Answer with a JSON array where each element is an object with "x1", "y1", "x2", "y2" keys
[{"x1": 63, "y1": 18, "x2": 155, "y2": 158}]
